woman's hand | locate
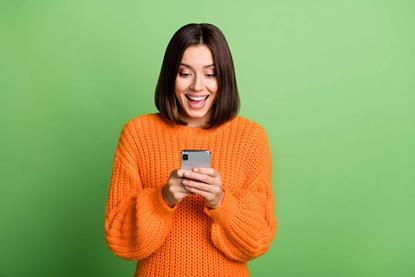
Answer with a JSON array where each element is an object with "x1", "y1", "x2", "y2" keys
[
  {"x1": 162, "y1": 169, "x2": 193, "y2": 208},
  {"x1": 182, "y1": 167, "x2": 224, "y2": 209}
]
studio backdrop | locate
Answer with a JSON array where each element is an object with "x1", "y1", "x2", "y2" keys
[{"x1": 0, "y1": 1, "x2": 414, "y2": 276}]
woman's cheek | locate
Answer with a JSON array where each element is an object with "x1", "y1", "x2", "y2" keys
[
  {"x1": 175, "y1": 83, "x2": 187, "y2": 93},
  {"x1": 208, "y1": 82, "x2": 218, "y2": 92}
]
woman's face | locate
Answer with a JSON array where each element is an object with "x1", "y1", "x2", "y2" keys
[{"x1": 175, "y1": 44, "x2": 218, "y2": 127}]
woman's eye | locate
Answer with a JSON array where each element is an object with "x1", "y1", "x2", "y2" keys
[
  {"x1": 179, "y1": 72, "x2": 191, "y2": 77},
  {"x1": 179, "y1": 72, "x2": 216, "y2": 78}
]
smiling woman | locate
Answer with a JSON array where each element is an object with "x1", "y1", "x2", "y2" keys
[
  {"x1": 104, "y1": 23, "x2": 277, "y2": 277},
  {"x1": 174, "y1": 44, "x2": 218, "y2": 126},
  {"x1": 154, "y1": 23, "x2": 240, "y2": 129}
]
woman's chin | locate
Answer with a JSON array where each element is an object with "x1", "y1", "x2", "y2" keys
[
  {"x1": 184, "y1": 103, "x2": 210, "y2": 116},
  {"x1": 185, "y1": 109, "x2": 208, "y2": 119}
]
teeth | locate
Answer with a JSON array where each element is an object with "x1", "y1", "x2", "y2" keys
[{"x1": 188, "y1": 95, "x2": 208, "y2": 101}]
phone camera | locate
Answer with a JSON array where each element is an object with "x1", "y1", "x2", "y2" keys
[{"x1": 182, "y1": 154, "x2": 188, "y2": 160}]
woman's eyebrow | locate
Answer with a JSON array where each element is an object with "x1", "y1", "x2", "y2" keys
[{"x1": 180, "y1": 63, "x2": 215, "y2": 69}]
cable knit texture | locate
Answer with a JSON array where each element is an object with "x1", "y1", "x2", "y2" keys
[{"x1": 104, "y1": 112, "x2": 277, "y2": 277}]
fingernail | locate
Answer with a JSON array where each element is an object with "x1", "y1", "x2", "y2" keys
[{"x1": 193, "y1": 168, "x2": 199, "y2": 172}]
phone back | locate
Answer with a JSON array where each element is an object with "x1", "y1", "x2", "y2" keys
[{"x1": 181, "y1": 150, "x2": 211, "y2": 170}]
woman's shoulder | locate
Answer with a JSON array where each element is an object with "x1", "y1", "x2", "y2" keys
[
  {"x1": 122, "y1": 112, "x2": 161, "y2": 130},
  {"x1": 233, "y1": 115, "x2": 268, "y2": 137},
  {"x1": 235, "y1": 116, "x2": 270, "y2": 148},
  {"x1": 130, "y1": 112, "x2": 159, "y2": 122},
  {"x1": 114, "y1": 113, "x2": 161, "y2": 140}
]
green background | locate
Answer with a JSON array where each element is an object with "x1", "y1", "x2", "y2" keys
[{"x1": 1, "y1": 0, "x2": 414, "y2": 276}]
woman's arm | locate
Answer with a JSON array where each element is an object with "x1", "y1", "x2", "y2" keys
[
  {"x1": 104, "y1": 121, "x2": 177, "y2": 260},
  {"x1": 203, "y1": 125, "x2": 278, "y2": 263}
]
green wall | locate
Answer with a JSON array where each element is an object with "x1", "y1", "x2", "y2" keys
[{"x1": 1, "y1": 1, "x2": 414, "y2": 276}]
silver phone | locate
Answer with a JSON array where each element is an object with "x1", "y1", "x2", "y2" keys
[{"x1": 181, "y1": 150, "x2": 211, "y2": 170}]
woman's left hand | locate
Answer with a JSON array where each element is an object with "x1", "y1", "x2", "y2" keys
[{"x1": 182, "y1": 167, "x2": 224, "y2": 209}]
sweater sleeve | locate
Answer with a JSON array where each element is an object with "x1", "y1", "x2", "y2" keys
[
  {"x1": 104, "y1": 121, "x2": 177, "y2": 260},
  {"x1": 203, "y1": 125, "x2": 278, "y2": 263}
]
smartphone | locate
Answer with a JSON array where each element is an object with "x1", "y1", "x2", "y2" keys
[{"x1": 181, "y1": 150, "x2": 211, "y2": 170}]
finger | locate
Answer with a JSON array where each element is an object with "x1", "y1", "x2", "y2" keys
[
  {"x1": 183, "y1": 180, "x2": 219, "y2": 193},
  {"x1": 167, "y1": 183, "x2": 192, "y2": 194},
  {"x1": 184, "y1": 186, "x2": 213, "y2": 200},
  {"x1": 174, "y1": 183, "x2": 193, "y2": 192},
  {"x1": 183, "y1": 171, "x2": 215, "y2": 184},
  {"x1": 172, "y1": 192, "x2": 192, "y2": 204},
  {"x1": 192, "y1": 167, "x2": 218, "y2": 177},
  {"x1": 177, "y1": 192, "x2": 192, "y2": 198},
  {"x1": 176, "y1": 169, "x2": 186, "y2": 178},
  {"x1": 179, "y1": 186, "x2": 193, "y2": 193}
]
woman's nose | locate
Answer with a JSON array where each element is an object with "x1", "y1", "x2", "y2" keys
[{"x1": 191, "y1": 75, "x2": 204, "y2": 91}]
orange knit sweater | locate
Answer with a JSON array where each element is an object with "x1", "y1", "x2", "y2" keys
[{"x1": 104, "y1": 112, "x2": 277, "y2": 277}]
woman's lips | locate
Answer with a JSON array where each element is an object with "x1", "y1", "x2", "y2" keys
[{"x1": 185, "y1": 95, "x2": 209, "y2": 109}]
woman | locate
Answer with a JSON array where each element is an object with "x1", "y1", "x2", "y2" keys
[{"x1": 104, "y1": 23, "x2": 277, "y2": 277}]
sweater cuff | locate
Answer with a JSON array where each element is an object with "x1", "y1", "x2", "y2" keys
[
  {"x1": 203, "y1": 189, "x2": 238, "y2": 226},
  {"x1": 137, "y1": 186, "x2": 178, "y2": 217},
  {"x1": 155, "y1": 186, "x2": 178, "y2": 214}
]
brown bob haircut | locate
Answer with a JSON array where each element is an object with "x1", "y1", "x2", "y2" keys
[{"x1": 154, "y1": 23, "x2": 240, "y2": 129}]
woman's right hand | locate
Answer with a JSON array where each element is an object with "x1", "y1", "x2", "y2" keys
[{"x1": 162, "y1": 169, "x2": 192, "y2": 208}]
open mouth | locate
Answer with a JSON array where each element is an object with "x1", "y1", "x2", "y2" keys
[
  {"x1": 185, "y1": 95, "x2": 209, "y2": 101},
  {"x1": 185, "y1": 94, "x2": 210, "y2": 109}
]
